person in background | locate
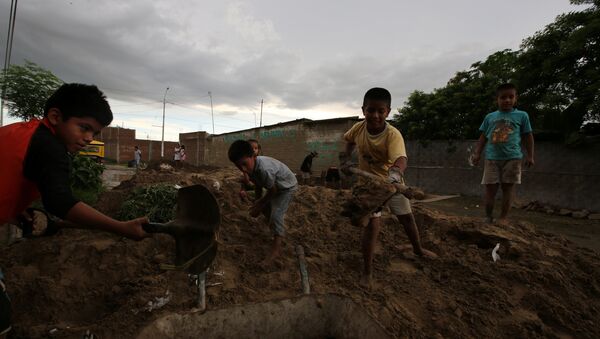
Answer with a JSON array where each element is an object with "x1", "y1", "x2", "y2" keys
[
  {"x1": 180, "y1": 145, "x2": 186, "y2": 164},
  {"x1": 174, "y1": 144, "x2": 181, "y2": 167},
  {"x1": 300, "y1": 151, "x2": 318, "y2": 184},
  {"x1": 239, "y1": 139, "x2": 262, "y2": 200},
  {"x1": 134, "y1": 145, "x2": 142, "y2": 169},
  {"x1": 248, "y1": 139, "x2": 261, "y2": 156}
]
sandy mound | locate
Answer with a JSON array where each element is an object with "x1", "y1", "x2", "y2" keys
[{"x1": 1, "y1": 166, "x2": 599, "y2": 338}]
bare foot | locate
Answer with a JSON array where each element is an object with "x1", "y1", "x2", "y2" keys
[
  {"x1": 397, "y1": 244, "x2": 437, "y2": 258},
  {"x1": 359, "y1": 273, "x2": 373, "y2": 289},
  {"x1": 395, "y1": 244, "x2": 413, "y2": 251},
  {"x1": 416, "y1": 248, "x2": 438, "y2": 259}
]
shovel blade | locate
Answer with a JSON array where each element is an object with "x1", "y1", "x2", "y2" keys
[{"x1": 173, "y1": 184, "x2": 221, "y2": 274}]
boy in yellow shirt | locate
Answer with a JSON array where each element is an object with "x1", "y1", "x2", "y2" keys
[{"x1": 343, "y1": 87, "x2": 436, "y2": 287}]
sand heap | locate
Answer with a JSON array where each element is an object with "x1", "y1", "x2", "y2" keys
[{"x1": 1, "y1": 166, "x2": 599, "y2": 338}]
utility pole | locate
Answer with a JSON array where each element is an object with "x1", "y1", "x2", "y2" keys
[
  {"x1": 161, "y1": 86, "x2": 170, "y2": 158},
  {"x1": 1, "y1": 0, "x2": 18, "y2": 127},
  {"x1": 208, "y1": 91, "x2": 214, "y2": 134},
  {"x1": 259, "y1": 99, "x2": 263, "y2": 127}
]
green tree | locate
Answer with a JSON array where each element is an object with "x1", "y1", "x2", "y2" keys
[
  {"x1": 517, "y1": 1, "x2": 600, "y2": 135},
  {"x1": 0, "y1": 61, "x2": 63, "y2": 120},
  {"x1": 392, "y1": 1, "x2": 599, "y2": 142},
  {"x1": 392, "y1": 50, "x2": 519, "y2": 141}
]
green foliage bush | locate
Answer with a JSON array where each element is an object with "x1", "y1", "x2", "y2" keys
[
  {"x1": 119, "y1": 184, "x2": 178, "y2": 223},
  {"x1": 70, "y1": 155, "x2": 104, "y2": 192}
]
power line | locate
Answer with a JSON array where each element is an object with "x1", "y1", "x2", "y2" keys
[
  {"x1": 1, "y1": 0, "x2": 18, "y2": 126},
  {"x1": 110, "y1": 100, "x2": 163, "y2": 108},
  {"x1": 167, "y1": 100, "x2": 255, "y2": 124}
]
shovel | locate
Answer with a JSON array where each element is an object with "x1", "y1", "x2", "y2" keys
[
  {"x1": 142, "y1": 184, "x2": 220, "y2": 275},
  {"x1": 341, "y1": 166, "x2": 454, "y2": 225}
]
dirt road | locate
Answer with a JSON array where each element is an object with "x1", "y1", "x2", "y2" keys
[{"x1": 424, "y1": 195, "x2": 600, "y2": 252}]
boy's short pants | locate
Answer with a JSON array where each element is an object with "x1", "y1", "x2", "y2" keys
[
  {"x1": 371, "y1": 175, "x2": 412, "y2": 218},
  {"x1": 268, "y1": 186, "x2": 297, "y2": 236},
  {"x1": 481, "y1": 159, "x2": 522, "y2": 184}
]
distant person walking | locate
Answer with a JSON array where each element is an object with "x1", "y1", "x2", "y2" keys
[
  {"x1": 180, "y1": 145, "x2": 186, "y2": 163},
  {"x1": 174, "y1": 144, "x2": 181, "y2": 167},
  {"x1": 134, "y1": 146, "x2": 142, "y2": 168},
  {"x1": 300, "y1": 151, "x2": 318, "y2": 184}
]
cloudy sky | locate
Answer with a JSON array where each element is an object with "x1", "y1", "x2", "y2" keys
[{"x1": 0, "y1": 0, "x2": 580, "y2": 140}]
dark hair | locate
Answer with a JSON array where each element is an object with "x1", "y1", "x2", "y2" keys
[
  {"x1": 180, "y1": 145, "x2": 185, "y2": 149},
  {"x1": 228, "y1": 140, "x2": 255, "y2": 162},
  {"x1": 496, "y1": 83, "x2": 517, "y2": 95},
  {"x1": 44, "y1": 83, "x2": 113, "y2": 126},
  {"x1": 363, "y1": 87, "x2": 392, "y2": 107}
]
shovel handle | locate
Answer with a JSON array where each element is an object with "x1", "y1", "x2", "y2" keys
[
  {"x1": 348, "y1": 167, "x2": 426, "y2": 199},
  {"x1": 142, "y1": 223, "x2": 171, "y2": 234}
]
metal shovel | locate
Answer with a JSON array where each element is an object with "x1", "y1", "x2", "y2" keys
[{"x1": 142, "y1": 184, "x2": 220, "y2": 275}]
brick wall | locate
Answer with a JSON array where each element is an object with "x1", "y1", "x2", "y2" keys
[
  {"x1": 202, "y1": 117, "x2": 359, "y2": 173},
  {"x1": 97, "y1": 118, "x2": 600, "y2": 211},
  {"x1": 98, "y1": 127, "x2": 179, "y2": 164},
  {"x1": 179, "y1": 131, "x2": 208, "y2": 166},
  {"x1": 98, "y1": 127, "x2": 135, "y2": 163}
]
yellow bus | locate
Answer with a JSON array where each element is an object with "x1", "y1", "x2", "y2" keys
[{"x1": 79, "y1": 140, "x2": 105, "y2": 162}]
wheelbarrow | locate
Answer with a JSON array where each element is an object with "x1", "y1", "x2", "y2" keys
[{"x1": 142, "y1": 184, "x2": 220, "y2": 310}]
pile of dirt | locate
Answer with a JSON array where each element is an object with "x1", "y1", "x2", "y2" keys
[{"x1": 1, "y1": 166, "x2": 599, "y2": 338}]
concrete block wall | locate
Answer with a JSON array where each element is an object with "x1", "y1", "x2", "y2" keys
[
  {"x1": 98, "y1": 127, "x2": 135, "y2": 163},
  {"x1": 404, "y1": 140, "x2": 600, "y2": 212},
  {"x1": 98, "y1": 118, "x2": 599, "y2": 211},
  {"x1": 204, "y1": 118, "x2": 359, "y2": 174},
  {"x1": 98, "y1": 127, "x2": 179, "y2": 164},
  {"x1": 180, "y1": 131, "x2": 208, "y2": 166}
]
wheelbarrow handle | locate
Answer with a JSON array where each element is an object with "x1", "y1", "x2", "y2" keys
[{"x1": 142, "y1": 222, "x2": 172, "y2": 234}]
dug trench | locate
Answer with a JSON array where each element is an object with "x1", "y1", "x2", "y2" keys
[{"x1": 1, "y1": 166, "x2": 599, "y2": 338}]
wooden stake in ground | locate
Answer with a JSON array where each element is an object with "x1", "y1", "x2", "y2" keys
[{"x1": 295, "y1": 245, "x2": 310, "y2": 294}]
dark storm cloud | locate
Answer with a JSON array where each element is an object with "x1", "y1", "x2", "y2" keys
[{"x1": 0, "y1": 0, "x2": 575, "y2": 121}]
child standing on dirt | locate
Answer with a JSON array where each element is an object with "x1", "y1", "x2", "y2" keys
[
  {"x1": 229, "y1": 139, "x2": 297, "y2": 264},
  {"x1": 472, "y1": 83, "x2": 534, "y2": 224},
  {"x1": 343, "y1": 87, "x2": 436, "y2": 287},
  {"x1": 0, "y1": 84, "x2": 149, "y2": 336}
]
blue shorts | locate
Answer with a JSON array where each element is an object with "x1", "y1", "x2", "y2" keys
[{"x1": 268, "y1": 187, "x2": 296, "y2": 236}]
